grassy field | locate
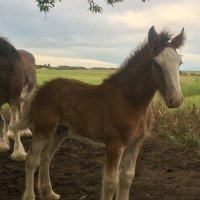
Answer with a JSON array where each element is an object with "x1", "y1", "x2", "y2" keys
[
  {"x1": 36, "y1": 68, "x2": 200, "y2": 153},
  {"x1": 37, "y1": 68, "x2": 200, "y2": 108},
  {"x1": 36, "y1": 69, "x2": 115, "y2": 85}
]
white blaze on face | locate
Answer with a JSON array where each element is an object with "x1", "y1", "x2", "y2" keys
[{"x1": 154, "y1": 47, "x2": 183, "y2": 107}]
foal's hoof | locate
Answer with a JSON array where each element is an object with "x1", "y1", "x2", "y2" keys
[
  {"x1": 22, "y1": 193, "x2": 35, "y2": 200},
  {"x1": 7, "y1": 129, "x2": 15, "y2": 140},
  {"x1": 20, "y1": 129, "x2": 32, "y2": 138},
  {"x1": 0, "y1": 139, "x2": 10, "y2": 152},
  {"x1": 11, "y1": 150, "x2": 27, "y2": 161},
  {"x1": 41, "y1": 191, "x2": 60, "y2": 200}
]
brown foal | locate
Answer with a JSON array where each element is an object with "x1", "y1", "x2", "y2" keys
[{"x1": 12, "y1": 26, "x2": 185, "y2": 200}]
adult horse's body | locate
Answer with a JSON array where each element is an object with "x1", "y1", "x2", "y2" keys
[
  {"x1": 0, "y1": 37, "x2": 36, "y2": 161},
  {"x1": 14, "y1": 26, "x2": 185, "y2": 200}
]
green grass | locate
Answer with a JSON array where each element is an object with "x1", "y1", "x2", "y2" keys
[
  {"x1": 154, "y1": 75, "x2": 200, "y2": 112},
  {"x1": 181, "y1": 76, "x2": 200, "y2": 98},
  {"x1": 152, "y1": 74, "x2": 200, "y2": 154},
  {"x1": 37, "y1": 69, "x2": 200, "y2": 109},
  {"x1": 36, "y1": 69, "x2": 114, "y2": 85},
  {"x1": 37, "y1": 69, "x2": 200, "y2": 95},
  {"x1": 36, "y1": 69, "x2": 199, "y2": 89},
  {"x1": 177, "y1": 75, "x2": 200, "y2": 109}
]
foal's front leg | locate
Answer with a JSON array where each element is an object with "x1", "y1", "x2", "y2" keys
[
  {"x1": 101, "y1": 142, "x2": 124, "y2": 200},
  {"x1": 116, "y1": 141, "x2": 143, "y2": 200}
]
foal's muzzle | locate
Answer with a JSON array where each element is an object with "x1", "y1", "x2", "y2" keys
[{"x1": 165, "y1": 94, "x2": 183, "y2": 108}]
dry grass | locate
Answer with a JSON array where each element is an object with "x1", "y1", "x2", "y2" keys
[{"x1": 153, "y1": 99, "x2": 200, "y2": 154}]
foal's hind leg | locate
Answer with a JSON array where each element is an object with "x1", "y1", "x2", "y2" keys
[
  {"x1": 38, "y1": 126, "x2": 69, "y2": 200},
  {"x1": 23, "y1": 135, "x2": 49, "y2": 200},
  {"x1": 116, "y1": 141, "x2": 143, "y2": 200},
  {"x1": 0, "y1": 107, "x2": 10, "y2": 152},
  {"x1": 10, "y1": 103, "x2": 27, "y2": 161}
]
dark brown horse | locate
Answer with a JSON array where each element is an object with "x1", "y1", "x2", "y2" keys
[
  {"x1": 13, "y1": 26, "x2": 185, "y2": 200},
  {"x1": 0, "y1": 37, "x2": 36, "y2": 161}
]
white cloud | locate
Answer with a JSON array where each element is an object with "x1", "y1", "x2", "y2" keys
[
  {"x1": 0, "y1": 0, "x2": 199, "y2": 69},
  {"x1": 110, "y1": 1, "x2": 200, "y2": 30},
  {"x1": 36, "y1": 55, "x2": 117, "y2": 68},
  {"x1": 184, "y1": 52, "x2": 200, "y2": 67}
]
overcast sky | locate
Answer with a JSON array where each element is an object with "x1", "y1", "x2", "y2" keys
[{"x1": 0, "y1": 0, "x2": 200, "y2": 70}]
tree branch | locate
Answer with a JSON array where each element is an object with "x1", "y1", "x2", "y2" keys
[{"x1": 35, "y1": 0, "x2": 148, "y2": 13}]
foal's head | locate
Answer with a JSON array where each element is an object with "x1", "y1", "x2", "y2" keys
[{"x1": 148, "y1": 26, "x2": 185, "y2": 108}]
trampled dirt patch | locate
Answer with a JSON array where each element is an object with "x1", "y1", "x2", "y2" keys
[{"x1": 0, "y1": 110, "x2": 200, "y2": 200}]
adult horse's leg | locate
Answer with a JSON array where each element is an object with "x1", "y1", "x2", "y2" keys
[
  {"x1": 101, "y1": 141, "x2": 124, "y2": 200},
  {"x1": 19, "y1": 86, "x2": 33, "y2": 138},
  {"x1": 10, "y1": 103, "x2": 26, "y2": 161},
  {"x1": 23, "y1": 134, "x2": 48, "y2": 200},
  {"x1": 0, "y1": 107, "x2": 10, "y2": 152},
  {"x1": 116, "y1": 140, "x2": 143, "y2": 200},
  {"x1": 38, "y1": 126, "x2": 69, "y2": 200},
  {"x1": 7, "y1": 104, "x2": 18, "y2": 139}
]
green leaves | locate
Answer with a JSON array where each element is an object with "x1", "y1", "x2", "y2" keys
[
  {"x1": 88, "y1": 0, "x2": 103, "y2": 13},
  {"x1": 106, "y1": 0, "x2": 124, "y2": 6},
  {"x1": 35, "y1": 0, "x2": 62, "y2": 13},
  {"x1": 35, "y1": 0, "x2": 148, "y2": 13}
]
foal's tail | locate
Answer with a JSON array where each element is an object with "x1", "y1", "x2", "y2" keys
[{"x1": 10, "y1": 88, "x2": 37, "y2": 132}]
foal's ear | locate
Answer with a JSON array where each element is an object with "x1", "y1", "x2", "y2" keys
[
  {"x1": 148, "y1": 26, "x2": 158, "y2": 49},
  {"x1": 171, "y1": 28, "x2": 185, "y2": 49}
]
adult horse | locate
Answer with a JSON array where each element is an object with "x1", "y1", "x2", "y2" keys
[
  {"x1": 0, "y1": 37, "x2": 36, "y2": 161},
  {"x1": 13, "y1": 26, "x2": 185, "y2": 200}
]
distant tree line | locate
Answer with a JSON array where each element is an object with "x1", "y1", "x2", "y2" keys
[
  {"x1": 36, "y1": 64, "x2": 52, "y2": 69},
  {"x1": 180, "y1": 71, "x2": 200, "y2": 76},
  {"x1": 35, "y1": 64, "x2": 86, "y2": 70},
  {"x1": 35, "y1": 64, "x2": 116, "y2": 70}
]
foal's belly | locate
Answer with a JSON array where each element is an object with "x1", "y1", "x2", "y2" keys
[
  {"x1": 61, "y1": 114, "x2": 105, "y2": 145},
  {"x1": 69, "y1": 129, "x2": 105, "y2": 147}
]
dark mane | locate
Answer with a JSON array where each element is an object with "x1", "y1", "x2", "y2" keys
[
  {"x1": 0, "y1": 36, "x2": 21, "y2": 61},
  {"x1": 103, "y1": 43, "x2": 150, "y2": 84},
  {"x1": 158, "y1": 29, "x2": 172, "y2": 47},
  {"x1": 103, "y1": 29, "x2": 172, "y2": 84}
]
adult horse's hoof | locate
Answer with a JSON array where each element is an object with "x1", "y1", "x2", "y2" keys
[
  {"x1": 40, "y1": 191, "x2": 60, "y2": 200},
  {"x1": 0, "y1": 138, "x2": 10, "y2": 152},
  {"x1": 11, "y1": 148, "x2": 27, "y2": 161}
]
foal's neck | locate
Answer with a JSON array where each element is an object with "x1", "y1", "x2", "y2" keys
[
  {"x1": 104, "y1": 48, "x2": 157, "y2": 110},
  {"x1": 123, "y1": 60, "x2": 156, "y2": 109}
]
